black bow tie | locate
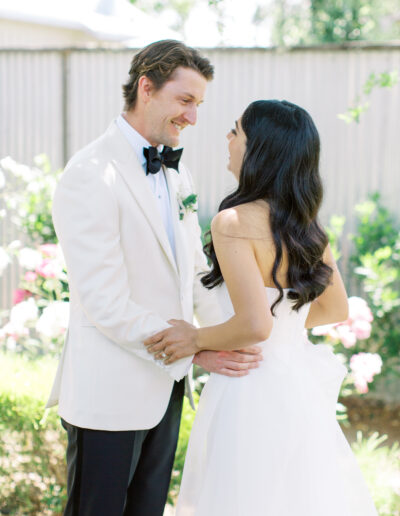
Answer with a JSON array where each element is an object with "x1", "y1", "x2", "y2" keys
[{"x1": 143, "y1": 146, "x2": 183, "y2": 175}]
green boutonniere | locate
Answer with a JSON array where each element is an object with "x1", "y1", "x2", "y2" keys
[{"x1": 178, "y1": 192, "x2": 198, "y2": 220}]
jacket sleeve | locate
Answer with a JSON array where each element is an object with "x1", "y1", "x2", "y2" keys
[{"x1": 52, "y1": 160, "x2": 192, "y2": 381}]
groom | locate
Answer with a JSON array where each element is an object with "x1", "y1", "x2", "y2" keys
[{"x1": 47, "y1": 40, "x2": 262, "y2": 515}]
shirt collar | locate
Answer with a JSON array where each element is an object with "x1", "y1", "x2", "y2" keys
[{"x1": 116, "y1": 114, "x2": 163, "y2": 169}]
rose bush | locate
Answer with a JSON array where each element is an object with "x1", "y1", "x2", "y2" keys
[
  {"x1": 311, "y1": 296, "x2": 382, "y2": 395},
  {"x1": 0, "y1": 243, "x2": 69, "y2": 357}
]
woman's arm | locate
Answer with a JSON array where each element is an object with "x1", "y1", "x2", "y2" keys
[
  {"x1": 305, "y1": 243, "x2": 349, "y2": 329},
  {"x1": 145, "y1": 208, "x2": 273, "y2": 362}
]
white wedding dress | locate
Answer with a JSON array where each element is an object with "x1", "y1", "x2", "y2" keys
[{"x1": 176, "y1": 285, "x2": 378, "y2": 516}]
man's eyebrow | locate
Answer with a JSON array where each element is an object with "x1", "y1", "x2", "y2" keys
[{"x1": 235, "y1": 120, "x2": 239, "y2": 131}]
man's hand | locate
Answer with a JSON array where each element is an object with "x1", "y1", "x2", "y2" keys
[{"x1": 193, "y1": 345, "x2": 263, "y2": 377}]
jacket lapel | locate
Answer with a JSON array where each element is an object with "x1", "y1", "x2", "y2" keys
[{"x1": 107, "y1": 121, "x2": 179, "y2": 277}]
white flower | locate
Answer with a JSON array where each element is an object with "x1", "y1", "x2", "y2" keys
[
  {"x1": 10, "y1": 298, "x2": 38, "y2": 331},
  {"x1": 311, "y1": 323, "x2": 336, "y2": 337},
  {"x1": 8, "y1": 240, "x2": 21, "y2": 250},
  {"x1": 0, "y1": 156, "x2": 37, "y2": 182},
  {"x1": 0, "y1": 246, "x2": 11, "y2": 276},
  {"x1": 36, "y1": 301, "x2": 69, "y2": 338},
  {"x1": 18, "y1": 247, "x2": 42, "y2": 270}
]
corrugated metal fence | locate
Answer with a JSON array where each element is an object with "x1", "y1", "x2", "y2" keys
[{"x1": 1, "y1": 45, "x2": 400, "y2": 308}]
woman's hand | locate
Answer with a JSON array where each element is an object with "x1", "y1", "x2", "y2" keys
[{"x1": 144, "y1": 319, "x2": 200, "y2": 364}]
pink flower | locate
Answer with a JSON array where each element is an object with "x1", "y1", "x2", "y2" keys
[
  {"x1": 12, "y1": 288, "x2": 31, "y2": 305},
  {"x1": 348, "y1": 297, "x2": 373, "y2": 323},
  {"x1": 39, "y1": 244, "x2": 58, "y2": 258},
  {"x1": 336, "y1": 325, "x2": 357, "y2": 348},
  {"x1": 36, "y1": 259, "x2": 61, "y2": 279},
  {"x1": 354, "y1": 378, "x2": 369, "y2": 394},
  {"x1": 24, "y1": 271, "x2": 38, "y2": 282},
  {"x1": 351, "y1": 319, "x2": 372, "y2": 340},
  {"x1": 350, "y1": 352, "x2": 382, "y2": 394}
]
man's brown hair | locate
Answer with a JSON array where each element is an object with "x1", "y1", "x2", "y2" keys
[{"x1": 122, "y1": 40, "x2": 214, "y2": 111}]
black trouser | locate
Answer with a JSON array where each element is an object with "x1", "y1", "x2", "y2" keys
[{"x1": 61, "y1": 379, "x2": 185, "y2": 516}]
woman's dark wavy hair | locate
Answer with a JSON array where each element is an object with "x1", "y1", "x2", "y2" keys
[{"x1": 201, "y1": 99, "x2": 333, "y2": 313}]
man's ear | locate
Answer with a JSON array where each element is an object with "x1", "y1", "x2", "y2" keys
[{"x1": 137, "y1": 75, "x2": 154, "y2": 104}]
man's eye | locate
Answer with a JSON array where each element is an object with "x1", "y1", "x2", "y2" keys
[
  {"x1": 231, "y1": 128, "x2": 237, "y2": 135},
  {"x1": 182, "y1": 99, "x2": 190, "y2": 104}
]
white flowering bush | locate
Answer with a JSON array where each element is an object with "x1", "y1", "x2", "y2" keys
[{"x1": 0, "y1": 155, "x2": 68, "y2": 357}]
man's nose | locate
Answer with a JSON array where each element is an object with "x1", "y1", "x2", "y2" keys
[{"x1": 184, "y1": 105, "x2": 197, "y2": 125}]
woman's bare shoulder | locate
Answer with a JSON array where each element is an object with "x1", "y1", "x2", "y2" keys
[{"x1": 211, "y1": 201, "x2": 271, "y2": 240}]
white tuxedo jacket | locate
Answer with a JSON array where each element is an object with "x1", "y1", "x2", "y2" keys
[{"x1": 46, "y1": 120, "x2": 222, "y2": 431}]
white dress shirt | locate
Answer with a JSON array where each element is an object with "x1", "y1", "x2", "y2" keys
[{"x1": 116, "y1": 114, "x2": 177, "y2": 260}]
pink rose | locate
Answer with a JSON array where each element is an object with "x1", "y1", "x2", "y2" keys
[
  {"x1": 354, "y1": 378, "x2": 369, "y2": 394},
  {"x1": 351, "y1": 319, "x2": 372, "y2": 340},
  {"x1": 348, "y1": 297, "x2": 373, "y2": 324},
  {"x1": 336, "y1": 325, "x2": 356, "y2": 348},
  {"x1": 24, "y1": 271, "x2": 38, "y2": 282},
  {"x1": 12, "y1": 288, "x2": 31, "y2": 305},
  {"x1": 36, "y1": 259, "x2": 61, "y2": 278},
  {"x1": 39, "y1": 244, "x2": 58, "y2": 258},
  {"x1": 350, "y1": 352, "x2": 382, "y2": 394}
]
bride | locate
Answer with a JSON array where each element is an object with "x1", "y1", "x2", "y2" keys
[{"x1": 145, "y1": 100, "x2": 378, "y2": 515}]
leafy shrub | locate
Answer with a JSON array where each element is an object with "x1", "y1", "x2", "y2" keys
[
  {"x1": 0, "y1": 155, "x2": 60, "y2": 244},
  {"x1": 0, "y1": 353, "x2": 66, "y2": 515},
  {"x1": 352, "y1": 432, "x2": 400, "y2": 516},
  {"x1": 351, "y1": 193, "x2": 400, "y2": 391}
]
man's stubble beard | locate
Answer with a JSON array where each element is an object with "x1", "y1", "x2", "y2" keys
[{"x1": 153, "y1": 128, "x2": 180, "y2": 149}]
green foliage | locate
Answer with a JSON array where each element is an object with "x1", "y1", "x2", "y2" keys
[
  {"x1": 338, "y1": 102, "x2": 370, "y2": 124},
  {"x1": 352, "y1": 432, "x2": 400, "y2": 515},
  {"x1": 270, "y1": 0, "x2": 400, "y2": 46},
  {"x1": 339, "y1": 71, "x2": 399, "y2": 124},
  {"x1": 130, "y1": 0, "x2": 197, "y2": 31},
  {"x1": 350, "y1": 193, "x2": 400, "y2": 377},
  {"x1": 0, "y1": 353, "x2": 66, "y2": 515},
  {"x1": 326, "y1": 214, "x2": 346, "y2": 261},
  {"x1": 363, "y1": 71, "x2": 399, "y2": 95},
  {"x1": 168, "y1": 393, "x2": 199, "y2": 503},
  {"x1": 131, "y1": 0, "x2": 400, "y2": 46},
  {"x1": 310, "y1": 0, "x2": 378, "y2": 43},
  {"x1": 0, "y1": 155, "x2": 61, "y2": 244},
  {"x1": 352, "y1": 192, "x2": 399, "y2": 256}
]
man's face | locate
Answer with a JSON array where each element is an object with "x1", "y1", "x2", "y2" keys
[{"x1": 144, "y1": 67, "x2": 208, "y2": 148}]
